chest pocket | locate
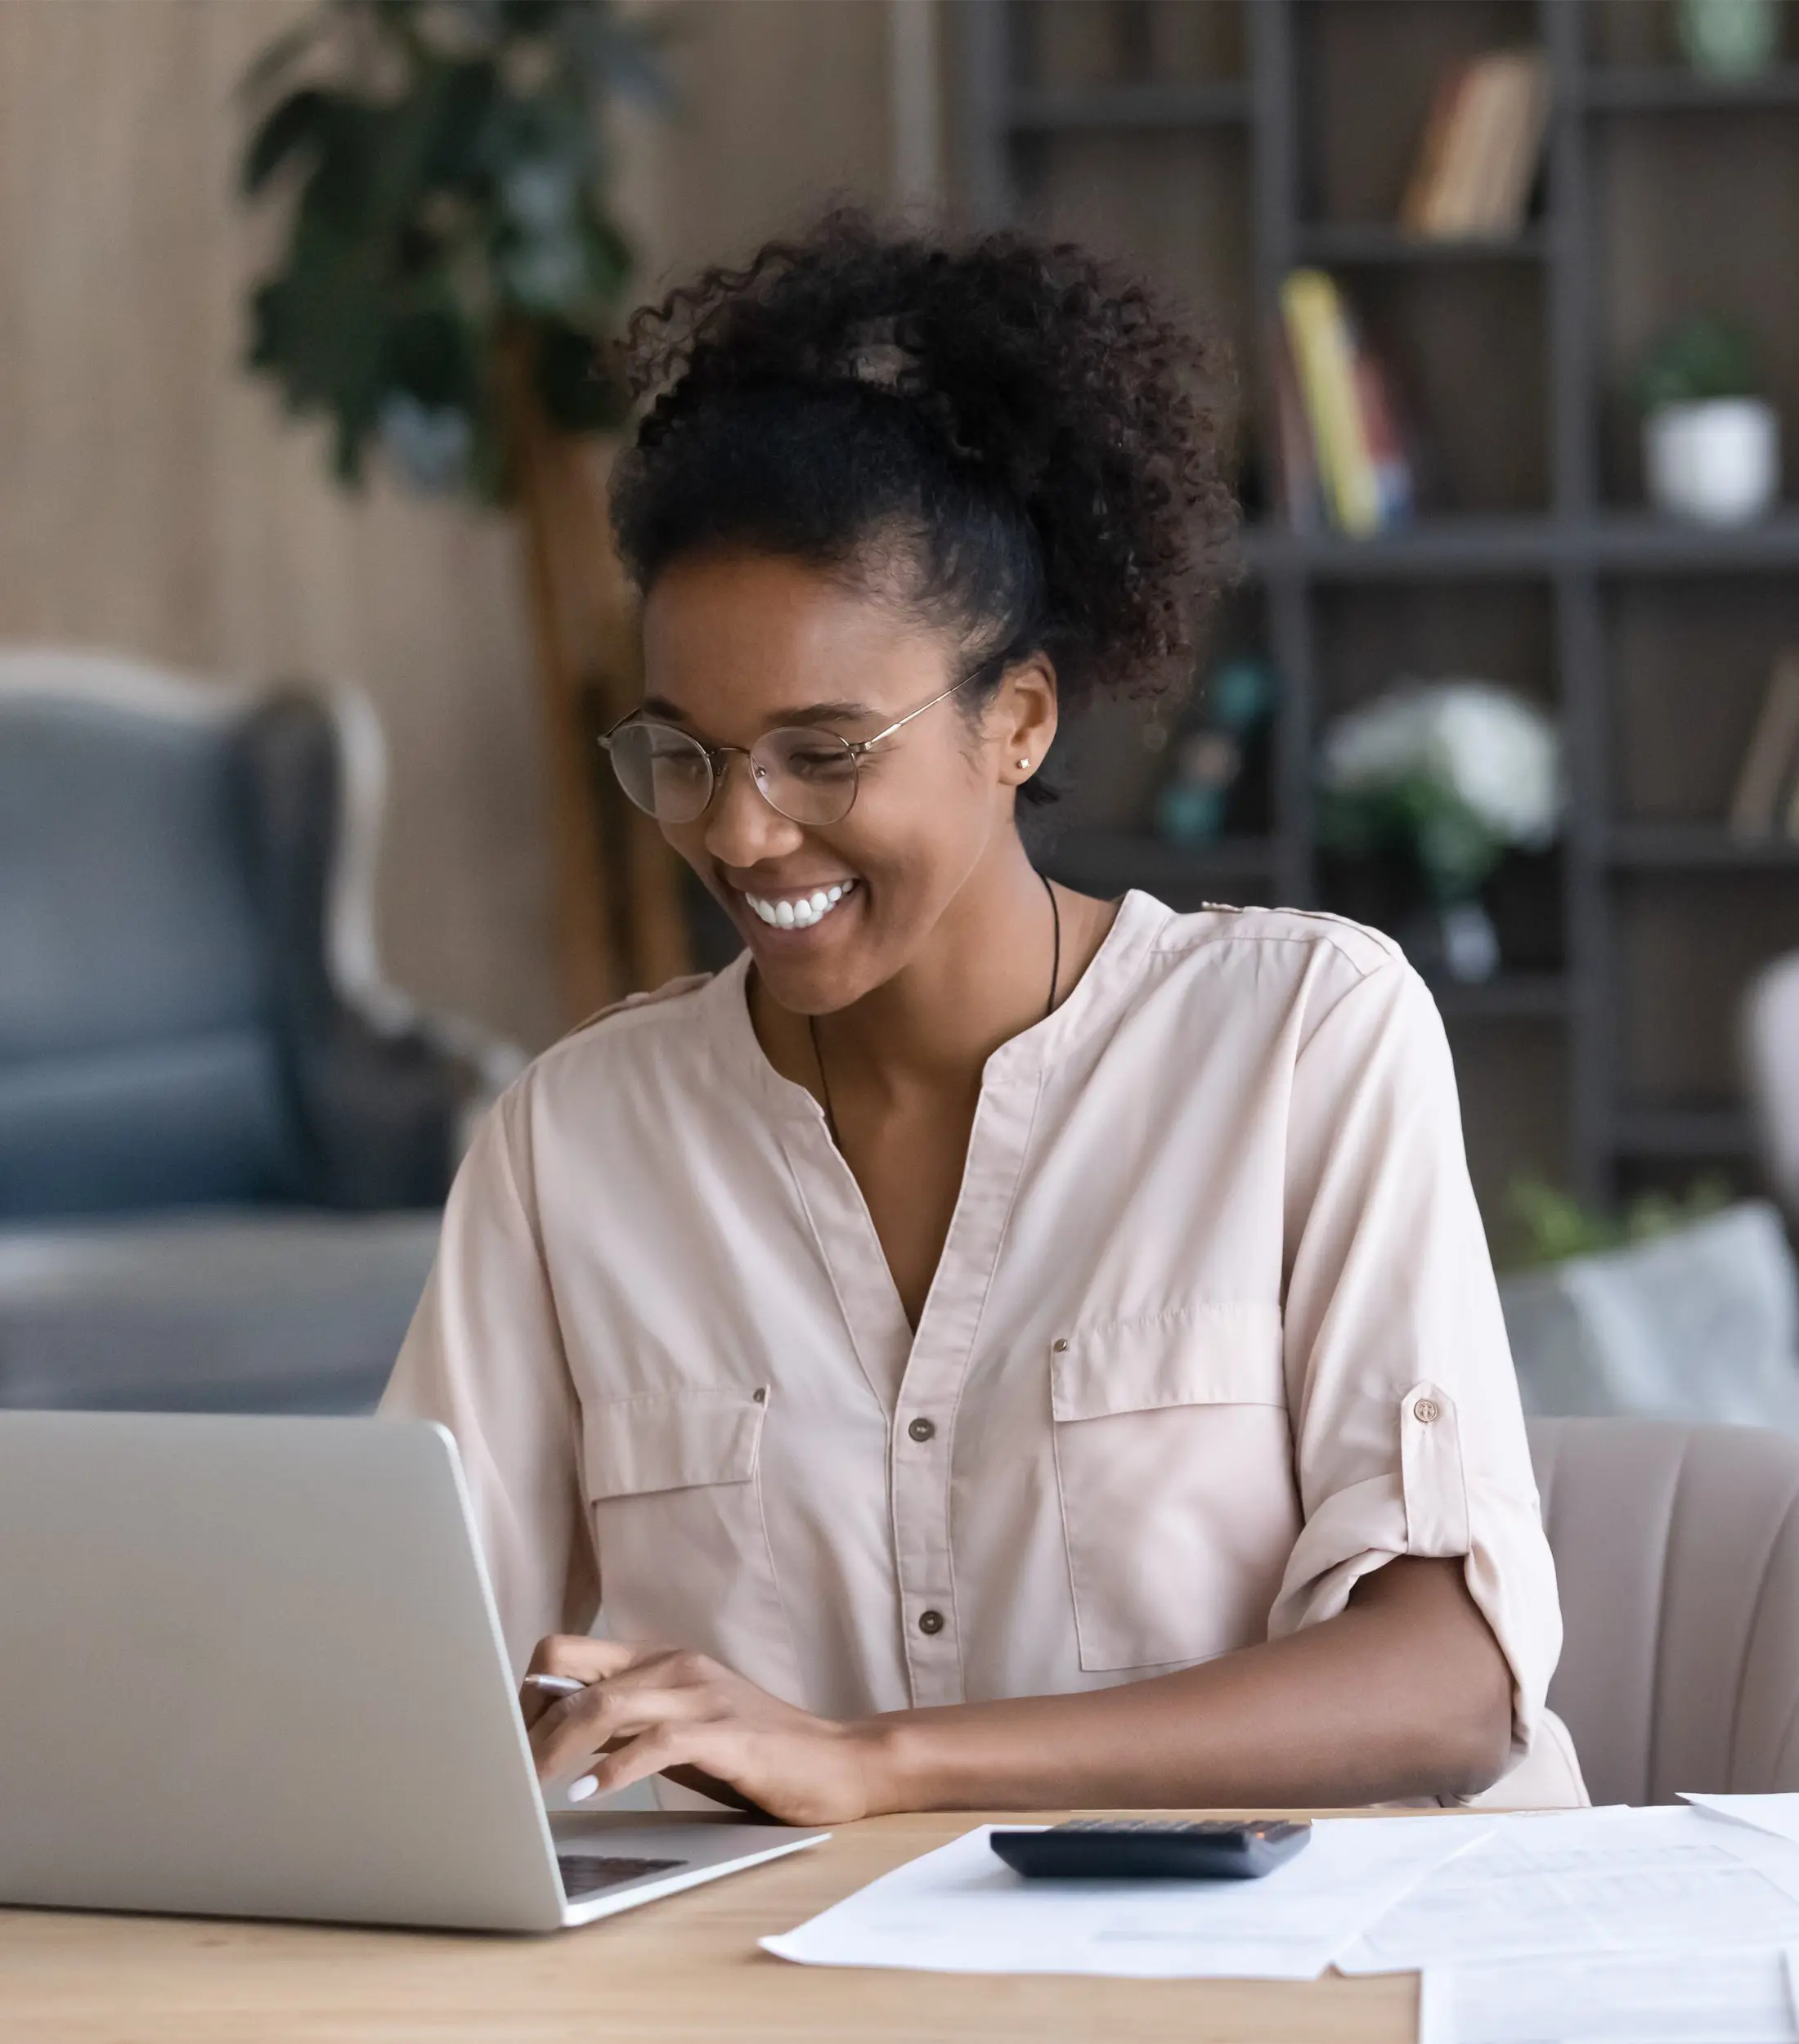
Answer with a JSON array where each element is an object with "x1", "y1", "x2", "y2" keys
[
  {"x1": 582, "y1": 1389, "x2": 796, "y2": 1687},
  {"x1": 1050, "y1": 1305, "x2": 1301, "y2": 1673}
]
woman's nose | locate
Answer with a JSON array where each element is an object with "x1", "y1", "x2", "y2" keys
[{"x1": 702, "y1": 752, "x2": 806, "y2": 867}]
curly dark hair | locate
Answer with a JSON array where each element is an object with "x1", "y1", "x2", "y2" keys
[{"x1": 608, "y1": 210, "x2": 1239, "y2": 800}]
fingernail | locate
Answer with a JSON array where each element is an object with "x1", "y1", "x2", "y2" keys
[{"x1": 567, "y1": 1776, "x2": 599, "y2": 1804}]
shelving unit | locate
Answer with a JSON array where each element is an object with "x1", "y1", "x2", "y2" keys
[{"x1": 960, "y1": 0, "x2": 1799, "y2": 1221}]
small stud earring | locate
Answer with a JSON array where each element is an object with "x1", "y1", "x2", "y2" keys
[{"x1": 1017, "y1": 758, "x2": 1030, "y2": 770}]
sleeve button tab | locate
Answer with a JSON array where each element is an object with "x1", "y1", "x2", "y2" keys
[{"x1": 1412, "y1": 1396, "x2": 1441, "y2": 1425}]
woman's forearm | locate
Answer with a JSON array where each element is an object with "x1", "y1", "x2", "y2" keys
[{"x1": 857, "y1": 1555, "x2": 1515, "y2": 1813}]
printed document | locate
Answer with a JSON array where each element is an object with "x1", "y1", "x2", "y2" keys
[
  {"x1": 1687, "y1": 1794, "x2": 1799, "y2": 1851},
  {"x1": 1340, "y1": 1807, "x2": 1799, "y2": 1973},
  {"x1": 1420, "y1": 1949, "x2": 1799, "y2": 2044},
  {"x1": 760, "y1": 1817, "x2": 1492, "y2": 1979}
]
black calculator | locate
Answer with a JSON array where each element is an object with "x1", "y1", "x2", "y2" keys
[{"x1": 989, "y1": 1818, "x2": 1312, "y2": 1881}]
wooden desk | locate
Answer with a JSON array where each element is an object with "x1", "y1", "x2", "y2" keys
[{"x1": 0, "y1": 1812, "x2": 1420, "y2": 2043}]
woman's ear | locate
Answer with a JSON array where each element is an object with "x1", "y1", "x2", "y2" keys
[{"x1": 994, "y1": 657, "x2": 1059, "y2": 789}]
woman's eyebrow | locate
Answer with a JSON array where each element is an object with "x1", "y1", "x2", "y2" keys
[{"x1": 637, "y1": 697, "x2": 874, "y2": 728}]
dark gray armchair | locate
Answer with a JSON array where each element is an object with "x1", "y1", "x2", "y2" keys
[{"x1": 0, "y1": 649, "x2": 523, "y2": 1413}]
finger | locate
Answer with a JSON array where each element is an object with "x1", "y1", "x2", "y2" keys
[
  {"x1": 575, "y1": 1726, "x2": 771, "y2": 1818},
  {"x1": 519, "y1": 1638, "x2": 677, "y2": 1729},
  {"x1": 659, "y1": 1762, "x2": 771, "y2": 1818},
  {"x1": 524, "y1": 1645, "x2": 716, "y2": 1741},
  {"x1": 524, "y1": 1634, "x2": 671, "y2": 1683},
  {"x1": 572, "y1": 1724, "x2": 695, "y2": 1804},
  {"x1": 531, "y1": 1683, "x2": 714, "y2": 1782},
  {"x1": 518, "y1": 1671, "x2": 585, "y2": 1733}
]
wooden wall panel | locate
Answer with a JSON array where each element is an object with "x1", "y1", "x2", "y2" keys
[{"x1": 0, "y1": 0, "x2": 900, "y2": 1053}]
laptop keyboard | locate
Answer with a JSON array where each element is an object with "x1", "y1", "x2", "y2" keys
[{"x1": 557, "y1": 1853, "x2": 687, "y2": 1901}]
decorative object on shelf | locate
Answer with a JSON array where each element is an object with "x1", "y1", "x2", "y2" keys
[
  {"x1": 1636, "y1": 316, "x2": 1781, "y2": 526},
  {"x1": 238, "y1": 0, "x2": 687, "y2": 1024},
  {"x1": 1155, "y1": 658, "x2": 1276, "y2": 847},
  {"x1": 1276, "y1": 272, "x2": 1413, "y2": 537},
  {"x1": 1728, "y1": 648, "x2": 1799, "y2": 837},
  {"x1": 1318, "y1": 681, "x2": 1563, "y2": 984},
  {"x1": 1675, "y1": 0, "x2": 1785, "y2": 80},
  {"x1": 1399, "y1": 47, "x2": 1550, "y2": 241}
]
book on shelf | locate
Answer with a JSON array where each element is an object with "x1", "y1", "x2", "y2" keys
[
  {"x1": 1729, "y1": 648, "x2": 1799, "y2": 836},
  {"x1": 1269, "y1": 316, "x2": 1321, "y2": 531},
  {"x1": 1400, "y1": 47, "x2": 1550, "y2": 240},
  {"x1": 1276, "y1": 270, "x2": 1415, "y2": 536}
]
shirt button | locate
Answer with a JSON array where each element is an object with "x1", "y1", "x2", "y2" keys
[
  {"x1": 917, "y1": 1608, "x2": 945, "y2": 1636},
  {"x1": 1052, "y1": 1338, "x2": 1070, "y2": 1352},
  {"x1": 1412, "y1": 1396, "x2": 1442, "y2": 1425},
  {"x1": 907, "y1": 1416, "x2": 935, "y2": 1443},
  {"x1": 751, "y1": 1387, "x2": 767, "y2": 1405}
]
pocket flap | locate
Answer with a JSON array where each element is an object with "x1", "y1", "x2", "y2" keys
[
  {"x1": 582, "y1": 1389, "x2": 767, "y2": 1500},
  {"x1": 1050, "y1": 1305, "x2": 1285, "y2": 1422}
]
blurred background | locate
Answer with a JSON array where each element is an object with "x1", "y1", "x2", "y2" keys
[{"x1": 7, "y1": 0, "x2": 1799, "y2": 1436}]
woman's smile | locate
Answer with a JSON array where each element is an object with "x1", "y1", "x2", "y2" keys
[{"x1": 737, "y1": 876, "x2": 862, "y2": 933}]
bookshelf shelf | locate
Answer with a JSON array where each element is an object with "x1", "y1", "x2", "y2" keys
[
  {"x1": 1240, "y1": 512, "x2": 1799, "y2": 580},
  {"x1": 1608, "y1": 826, "x2": 1799, "y2": 870},
  {"x1": 1436, "y1": 975, "x2": 1572, "y2": 1021},
  {"x1": 1003, "y1": 82, "x2": 1251, "y2": 132},
  {"x1": 1243, "y1": 517, "x2": 1560, "y2": 580},
  {"x1": 962, "y1": 0, "x2": 1797, "y2": 1212},
  {"x1": 1581, "y1": 67, "x2": 1799, "y2": 113},
  {"x1": 1589, "y1": 512, "x2": 1799, "y2": 573},
  {"x1": 1612, "y1": 1106, "x2": 1756, "y2": 1161},
  {"x1": 1044, "y1": 829, "x2": 1278, "y2": 903},
  {"x1": 1294, "y1": 226, "x2": 1552, "y2": 267}
]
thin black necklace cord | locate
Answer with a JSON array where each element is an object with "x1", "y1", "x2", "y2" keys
[{"x1": 808, "y1": 871, "x2": 1061, "y2": 1150}]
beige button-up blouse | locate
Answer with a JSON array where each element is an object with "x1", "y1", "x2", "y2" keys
[{"x1": 382, "y1": 892, "x2": 1584, "y2": 1806}]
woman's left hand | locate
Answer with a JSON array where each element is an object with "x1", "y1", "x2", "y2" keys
[{"x1": 520, "y1": 1636, "x2": 887, "y2": 1826}]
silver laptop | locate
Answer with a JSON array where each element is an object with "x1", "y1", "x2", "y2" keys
[{"x1": 0, "y1": 1411, "x2": 825, "y2": 1931}]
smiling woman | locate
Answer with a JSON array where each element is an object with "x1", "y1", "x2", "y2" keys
[{"x1": 380, "y1": 210, "x2": 1587, "y2": 1825}]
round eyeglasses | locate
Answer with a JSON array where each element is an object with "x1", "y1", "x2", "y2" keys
[{"x1": 599, "y1": 669, "x2": 985, "y2": 828}]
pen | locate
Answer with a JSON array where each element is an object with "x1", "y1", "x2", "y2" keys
[{"x1": 521, "y1": 1673, "x2": 585, "y2": 1698}]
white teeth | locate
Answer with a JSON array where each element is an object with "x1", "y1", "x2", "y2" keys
[{"x1": 744, "y1": 880, "x2": 856, "y2": 930}]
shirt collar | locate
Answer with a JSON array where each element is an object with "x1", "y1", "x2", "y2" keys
[{"x1": 705, "y1": 888, "x2": 1173, "y2": 1114}]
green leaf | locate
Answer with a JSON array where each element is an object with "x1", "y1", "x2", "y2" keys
[
  {"x1": 534, "y1": 317, "x2": 627, "y2": 433},
  {"x1": 1635, "y1": 316, "x2": 1761, "y2": 412},
  {"x1": 380, "y1": 303, "x2": 482, "y2": 409},
  {"x1": 238, "y1": 12, "x2": 327, "y2": 101},
  {"x1": 241, "y1": 87, "x2": 335, "y2": 195}
]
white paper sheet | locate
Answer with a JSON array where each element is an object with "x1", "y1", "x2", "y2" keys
[
  {"x1": 1421, "y1": 1948, "x2": 1799, "y2": 2044},
  {"x1": 760, "y1": 1817, "x2": 1492, "y2": 1980},
  {"x1": 1341, "y1": 1807, "x2": 1799, "y2": 1975},
  {"x1": 1687, "y1": 1795, "x2": 1799, "y2": 1850}
]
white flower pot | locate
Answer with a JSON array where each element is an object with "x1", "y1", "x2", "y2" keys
[{"x1": 1644, "y1": 398, "x2": 1781, "y2": 525}]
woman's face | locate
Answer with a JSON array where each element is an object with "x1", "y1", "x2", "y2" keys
[{"x1": 638, "y1": 549, "x2": 1052, "y2": 1015}]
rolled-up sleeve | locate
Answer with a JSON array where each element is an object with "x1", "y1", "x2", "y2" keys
[
  {"x1": 379, "y1": 1082, "x2": 598, "y2": 1674},
  {"x1": 1268, "y1": 954, "x2": 1560, "y2": 1764}
]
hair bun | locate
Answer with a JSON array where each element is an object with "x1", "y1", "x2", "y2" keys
[{"x1": 614, "y1": 208, "x2": 1239, "y2": 727}]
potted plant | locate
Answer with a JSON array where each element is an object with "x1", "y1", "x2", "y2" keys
[
  {"x1": 1317, "y1": 681, "x2": 1563, "y2": 985},
  {"x1": 239, "y1": 0, "x2": 687, "y2": 1019},
  {"x1": 1635, "y1": 316, "x2": 1781, "y2": 526}
]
